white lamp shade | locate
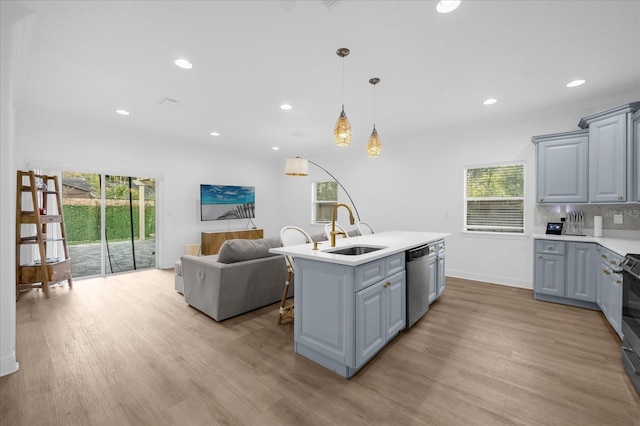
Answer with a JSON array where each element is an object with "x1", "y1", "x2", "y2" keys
[{"x1": 285, "y1": 158, "x2": 309, "y2": 176}]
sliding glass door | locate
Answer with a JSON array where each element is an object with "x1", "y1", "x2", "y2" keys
[{"x1": 63, "y1": 171, "x2": 156, "y2": 278}]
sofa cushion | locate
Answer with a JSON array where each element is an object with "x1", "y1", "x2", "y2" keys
[{"x1": 217, "y1": 237, "x2": 282, "y2": 264}]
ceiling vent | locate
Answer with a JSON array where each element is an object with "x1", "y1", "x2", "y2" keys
[
  {"x1": 321, "y1": 0, "x2": 340, "y2": 8},
  {"x1": 157, "y1": 97, "x2": 177, "y2": 106}
]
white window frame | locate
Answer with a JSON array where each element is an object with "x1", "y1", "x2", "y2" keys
[
  {"x1": 464, "y1": 162, "x2": 525, "y2": 234},
  {"x1": 311, "y1": 180, "x2": 338, "y2": 224}
]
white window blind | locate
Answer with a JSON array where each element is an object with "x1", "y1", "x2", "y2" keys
[
  {"x1": 312, "y1": 181, "x2": 337, "y2": 224},
  {"x1": 465, "y1": 163, "x2": 525, "y2": 233}
]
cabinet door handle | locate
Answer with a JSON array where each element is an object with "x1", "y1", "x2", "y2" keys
[
  {"x1": 547, "y1": 246, "x2": 554, "y2": 250},
  {"x1": 615, "y1": 280, "x2": 622, "y2": 285},
  {"x1": 538, "y1": 255, "x2": 542, "y2": 259},
  {"x1": 601, "y1": 254, "x2": 607, "y2": 259},
  {"x1": 384, "y1": 282, "x2": 391, "y2": 288},
  {"x1": 617, "y1": 195, "x2": 623, "y2": 200},
  {"x1": 603, "y1": 270, "x2": 611, "y2": 275},
  {"x1": 609, "y1": 260, "x2": 617, "y2": 265},
  {"x1": 539, "y1": 198, "x2": 544, "y2": 202}
]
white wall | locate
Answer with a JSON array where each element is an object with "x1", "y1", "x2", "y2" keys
[
  {"x1": 275, "y1": 96, "x2": 639, "y2": 288},
  {"x1": 13, "y1": 105, "x2": 287, "y2": 269}
]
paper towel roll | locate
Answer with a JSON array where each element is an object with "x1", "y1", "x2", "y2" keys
[{"x1": 593, "y1": 216, "x2": 603, "y2": 237}]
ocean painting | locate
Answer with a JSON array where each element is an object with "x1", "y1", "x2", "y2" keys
[{"x1": 200, "y1": 184, "x2": 255, "y2": 220}]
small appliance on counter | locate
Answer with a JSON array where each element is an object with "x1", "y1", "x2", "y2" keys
[
  {"x1": 545, "y1": 222, "x2": 563, "y2": 235},
  {"x1": 564, "y1": 210, "x2": 586, "y2": 236}
]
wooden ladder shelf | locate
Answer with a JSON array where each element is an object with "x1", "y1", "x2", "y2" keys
[{"x1": 15, "y1": 170, "x2": 73, "y2": 299}]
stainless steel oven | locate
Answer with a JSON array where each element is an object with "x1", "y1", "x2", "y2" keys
[{"x1": 620, "y1": 253, "x2": 640, "y2": 394}]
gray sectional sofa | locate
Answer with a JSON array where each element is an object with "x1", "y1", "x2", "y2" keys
[
  {"x1": 177, "y1": 231, "x2": 356, "y2": 322},
  {"x1": 180, "y1": 237, "x2": 289, "y2": 321}
]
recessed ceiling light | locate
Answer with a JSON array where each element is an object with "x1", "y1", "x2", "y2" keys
[
  {"x1": 280, "y1": 104, "x2": 292, "y2": 110},
  {"x1": 272, "y1": 147, "x2": 280, "y2": 150},
  {"x1": 436, "y1": 0, "x2": 461, "y2": 13},
  {"x1": 174, "y1": 58, "x2": 193, "y2": 69},
  {"x1": 210, "y1": 132, "x2": 220, "y2": 136},
  {"x1": 116, "y1": 109, "x2": 130, "y2": 115},
  {"x1": 566, "y1": 79, "x2": 586, "y2": 88},
  {"x1": 483, "y1": 98, "x2": 498, "y2": 105}
]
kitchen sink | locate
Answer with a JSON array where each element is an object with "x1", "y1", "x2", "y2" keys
[{"x1": 325, "y1": 246, "x2": 386, "y2": 256}]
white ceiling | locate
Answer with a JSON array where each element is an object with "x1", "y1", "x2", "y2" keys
[{"x1": 11, "y1": 0, "x2": 640, "y2": 157}]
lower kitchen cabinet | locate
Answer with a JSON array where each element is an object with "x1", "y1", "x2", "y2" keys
[
  {"x1": 566, "y1": 242, "x2": 596, "y2": 302},
  {"x1": 597, "y1": 246, "x2": 624, "y2": 338},
  {"x1": 425, "y1": 240, "x2": 446, "y2": 304},
  {"x1": 534, "y1": 239, "x2": 623, "y2": 339},
  {"x1": 534, "y1": 240, "x2": 566, "y2": 297},
  {"x1": 427, "y1": 246, "x2": 438, "y2": 304},
  {"x1": 294, "y1": 252, "x2": 406, "y2": 378},
  {"x1": 436, "y1": 240, "x2": 446, "y2": 298},
  {"x1": 355, "y1": 271, "x2": 406, "y2": 367}
]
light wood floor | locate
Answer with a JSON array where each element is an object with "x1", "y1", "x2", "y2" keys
[{"x1": 1, "y1": 270, "x2": 639, "y2": 426}]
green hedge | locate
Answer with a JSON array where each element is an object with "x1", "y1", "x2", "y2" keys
[{"x1": 63, "y1": 205, "x2": 155, "y2": 243}]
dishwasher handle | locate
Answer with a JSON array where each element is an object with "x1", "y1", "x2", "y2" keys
[{"x1": 406, "y1": 245, "x2": 429, "y2": 261}]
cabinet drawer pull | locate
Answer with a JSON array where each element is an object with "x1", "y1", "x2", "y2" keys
[
  {"x1": 601, "y1": 254, "x2": 607, "y2": 259},
  {"x1": 603, "y1": 270, "x2": 611, "y2": 275},
  {"x1": 609, "y1": 260, "x2": 617, "y2": 265},
  {"x1": 547, "y1": 246, "x2": 554, "y2": 250},
  {"x1": 618, "y1": 195, "x2": 623, "y2": 200}
]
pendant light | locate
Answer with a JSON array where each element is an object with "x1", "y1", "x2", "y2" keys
[
  {"x1": 334, "y1": 48, "x2": 352, "y2": 147},
  {"x1": 367, "y1": 77, "x2": 382, "y2": 157}
]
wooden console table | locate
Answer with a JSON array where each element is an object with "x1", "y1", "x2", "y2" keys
[{"x1": 201, "y1": 229, "x2": 264, "y2": 255}]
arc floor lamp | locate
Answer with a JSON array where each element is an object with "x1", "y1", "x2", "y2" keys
[{"x1": 284, "y1": 157, "x2": 361, "y2": 222}]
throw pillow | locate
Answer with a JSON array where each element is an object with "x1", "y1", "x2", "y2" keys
[{"x1": 217, "y1": 237, "x2": 282, "y2": 264}]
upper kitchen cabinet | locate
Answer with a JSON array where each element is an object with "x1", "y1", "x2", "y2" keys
[
  {"x1": 578, "y1": 102, "x2": 640, "y2": 203},
  {"x1": 532, "y1": 130, "x2": 589, "y2": 203},
  {"x1": 533, "y1": 102, "x2": 640, "y2": 205},
  {"x1": 634, "y1": 110, "x2": 640, "y2": 201}
]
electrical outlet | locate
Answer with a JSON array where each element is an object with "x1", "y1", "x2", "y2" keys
[{"x1": 613, "y1": 214, "x2": 623, "y2": 224}]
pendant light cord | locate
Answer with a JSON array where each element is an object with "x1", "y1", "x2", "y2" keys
[
  {"x1": 341, "y1": 56, "x2": 345, "y2": 108},
  {"x1": 372, "y1": 83, "x2": 376, "y2": 128}
]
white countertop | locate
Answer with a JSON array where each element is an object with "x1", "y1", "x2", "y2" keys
[
  {"x1": 533, "y1": 234, "x2": 639, "y2": 257},
  {"x1": 270, "y1": 231, "x2": 450, "y2": 266}
]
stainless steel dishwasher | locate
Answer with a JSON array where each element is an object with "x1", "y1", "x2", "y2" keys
[{"x1": 406, "y1": 244, "x2": 436, "y2": 328}]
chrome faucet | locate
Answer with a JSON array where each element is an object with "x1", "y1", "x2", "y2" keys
[{"x1": 330, "y1": 203, "x2": 355, "y2": 247}]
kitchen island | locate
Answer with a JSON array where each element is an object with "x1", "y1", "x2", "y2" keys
[{"x1": 270, "y1": 231, "x2": 449, "y2": 378}]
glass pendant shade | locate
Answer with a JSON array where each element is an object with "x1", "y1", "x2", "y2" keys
[
  {"x1": 334, "y1": 106, "x2": 352, "y2": 146},
  {"x1": 367, "y1": 126, "x2": 382, "y2": 157}
]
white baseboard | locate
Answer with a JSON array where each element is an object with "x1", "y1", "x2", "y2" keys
[
  {"x1": 0, "y1": 353, "x2": 19, "y2": 377},
  {"x1": 447, "y1": 269, "x2": 532, "y2": 290}
]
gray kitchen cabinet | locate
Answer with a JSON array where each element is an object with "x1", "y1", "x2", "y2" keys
[
  {"x1": 355, "y1": 270, "x2": 405, "y2": 367},
  {"x1": 536, "y1": 239, "x2": 624, "y2": 338},
  {"x1": 596, "y1": 246, "x2": 624, "y2": 338},
  {"x1": 436, "y1": 240, "x2": 446, "y2": 298},
  {"x1": 534, "y1": 240, "x2": 566, "y2": 297},
  {"x1": 566, "y1": 242, "x2": 596, "y2": 302},
  {"x1": 532, "y1": 130, "x2": 589, "y2": 203},
  {"x1": 588, "y1": 114, "x2": 627, "y2": 202},
  {"x1": 426, "y1": 244, "x2": 438, "y2": 304},
  {"x1": 294, "y1": 252, "x2": 406, "y2": 378},
  {"x1": 578, "y1": 102, "x2": 640, "y2": 203}
]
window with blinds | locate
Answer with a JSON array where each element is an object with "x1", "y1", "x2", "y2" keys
[{"x1": 464, "y1": 163, "x2": 525, "y2": 233}]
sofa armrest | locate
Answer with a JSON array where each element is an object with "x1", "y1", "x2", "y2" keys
[{"x1": 181, "y1": 255, "x2": 224, "y2": 319}]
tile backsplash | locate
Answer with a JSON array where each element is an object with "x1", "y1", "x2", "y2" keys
[{"x1": 535, "y1": 203, "x2": 640, "y2": 232}]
